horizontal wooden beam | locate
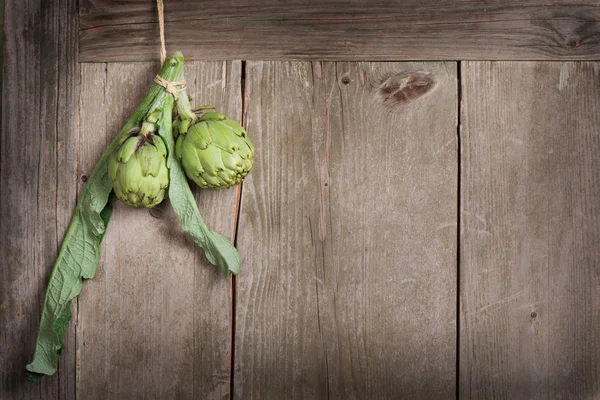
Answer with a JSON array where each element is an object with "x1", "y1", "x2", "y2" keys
[{"x1": 79, "y1": 1, "x2": 600, "y2": 62}]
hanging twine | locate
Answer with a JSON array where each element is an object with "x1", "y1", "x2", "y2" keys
[
  {"x1": 157, "y1": 0, "x2": 167, "y2": 64},
  {"x1": 154, "y1": 0, "x2": 186, "y2": 98}
]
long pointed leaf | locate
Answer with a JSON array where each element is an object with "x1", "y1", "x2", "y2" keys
[
  {"x1": 26, "y1": 52, "x2": 185, "y2": 380},
  {"x1": 159, "y1": 84, "x2": 241, "y2": 277}
]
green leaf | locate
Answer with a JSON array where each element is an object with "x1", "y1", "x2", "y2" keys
[
  {"x1": 26, "y1": 52, "x2": 186, "y2": 380},
  {"x1": 81, "y1": 162, "x2": 113, "y2": 236},
  {"x1": 159, "y1": 91, "x2": 241, "y2": 277},
  {"x1": 25, "y1": 208, "x2": 105, "y2": 380}
]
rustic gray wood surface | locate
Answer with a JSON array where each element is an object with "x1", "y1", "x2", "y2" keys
[
  {"x1": 460, "y1": 61, "x2": 600, "y2": 399},
  {"x1": 77, "y1": 61, "x2": 240, "y2": 400},
  {"x1": 0, "y1": 0, "x2": 79, "y2": 398},
  {"x1": 235, "y1": 61, "x2": 458, "y2": 399},
  {"x1": 78, "y1": 1, "x2": 600, "y2": 62},
  {"x1": 3, "y1": 0, "x2": 600, "y2": 398}
]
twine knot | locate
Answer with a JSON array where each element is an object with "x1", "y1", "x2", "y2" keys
[{"x1": 154, "y1": 75, "x2": 186, "y2": 98}]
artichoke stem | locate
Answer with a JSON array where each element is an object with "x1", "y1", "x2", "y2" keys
[
  {"x1": 179, "y1": 119, "x2": 190, "y2": 135},
  {"x1": 175, "y1": 87, "x2": 197, "y2": 122},
  {"x1": 146, "y1": 109, "x2": 161, "y2": 123},
  {"x1": 140, "y1": 120, "x2": 156, "y2": 137},
  {"x1": 194, "y1": 105, "x2": 216, "y2": 112}
]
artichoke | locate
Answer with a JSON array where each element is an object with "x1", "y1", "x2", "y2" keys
[
  {"x1": 109, "y1": 131, "x2": 169, "y2": 208},
  {"x1": 175, "y1": 112, "x2": 254, "y2": 189}
]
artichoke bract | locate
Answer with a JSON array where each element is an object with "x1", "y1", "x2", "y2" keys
[
  {"x1": 109, "y1": 130, "x2": 169, "y2": 208},
  {"x1": 175, "y1": 112, "x2": 254, "y2": 189}
]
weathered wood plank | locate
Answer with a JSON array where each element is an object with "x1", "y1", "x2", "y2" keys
[
  {"x1": 76, "y1": 60, "x2": 240, "y2": 400},
  {"x1": 0, "y1": 0, "x2": 79, "y2": 398},
  {"x1": 235, "y1": 61, "x2": 458, "y2": 399},
  {"x1": 186, "y1": 61, "x2": 242, "y2": 400},
  {"x1": 49, "y1": 0, "x2": 80, "y2": 398},
  {"x1": 460, "y1": 61, "x2": 600, "y2": 399},
  {"x1": 78, "y1": 1, "x2": 600, "y2": 62}
]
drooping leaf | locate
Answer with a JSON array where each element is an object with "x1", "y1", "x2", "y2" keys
[
  {"x1": 26, "y1": 52, "x2": 186, "y2": 380},
  {"x1": 159, "y1": 89, "x2": 241, "y2": 277},
  {"x1": 25, "y1": 209, "x2": 105, "y2": 380}
]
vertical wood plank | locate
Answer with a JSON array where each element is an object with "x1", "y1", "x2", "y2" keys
[
  {"x1": 76, "y1": 62, "x2": 110, "y2": 399},
  {"x1": 236, "y1": 61, "x2": 458, "y2": 399},
  {"x1": 187, "y1": 61, "x2": 242, "y2": 400},
  {"x1": 55, "y1": 1, "x2": 80, "y2": 398},
  {"x1": 460, "y1": 61, "x2": 600, "y2": 399},
  {"x1": 0, "y1": 0, "x2": 79, "y2": 397},
  {"x1": 77, "y1": 61, "x2": 240, "y2": 400},
  {"x1": 1, "y1": 0, "x2": 45, "y2": 397}
]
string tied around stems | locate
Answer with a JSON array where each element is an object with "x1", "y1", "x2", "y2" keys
[{"x1": 153, "y1": 75, "x2": 186, "y2": 99}]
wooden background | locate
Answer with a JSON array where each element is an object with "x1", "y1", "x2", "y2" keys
[{"x1": 1, "y1": 1, "x2": 599, "y2": 399}]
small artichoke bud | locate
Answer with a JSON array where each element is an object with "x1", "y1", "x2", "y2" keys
[
  {"x1": 176, "y1": 112, "x2": 254, "y2": 189},
  {"x1": 108, "y1": 133, "x2": 169, "y2": 208}
]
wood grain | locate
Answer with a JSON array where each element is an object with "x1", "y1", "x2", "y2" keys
[
  {"x1": 235, "y1": 61, "x2": 458, "y2": 399},
  {"x1": 76, "y1": 61, "x2": 241, "y2": 399},
  {"x1": 78, "y1": 1, "x2": 600, "y2": 62},
  {"x1": 460, "y1": 61, "x2": 600, "y2": 399},
  {"x1": 0, "y1": 0, "x2": 79, "y2": 398}
]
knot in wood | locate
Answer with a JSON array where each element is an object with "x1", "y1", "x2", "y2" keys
[{"x1": 376, "y1": 71, "x2": 435, "y2": 108}]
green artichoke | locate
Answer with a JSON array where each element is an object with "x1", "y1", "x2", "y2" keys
[
  {"x1": 175, "y1": 112, "x2": 254, "y2": 189},
  {"x1": 109, "y1": 131, "x2": 169, "y2": 208}
]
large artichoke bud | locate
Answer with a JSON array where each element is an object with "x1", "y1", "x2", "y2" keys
[
  {"x1": 175, "y1": 112, "x2": 254, "y2": 189},
  {"x1": 109, "y1": 113, "x2": 169, "y2": 207}
]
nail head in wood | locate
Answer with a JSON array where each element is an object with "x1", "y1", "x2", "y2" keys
[{"x1": 149, "y1": 208, "x2": 163, "y2": 219}]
